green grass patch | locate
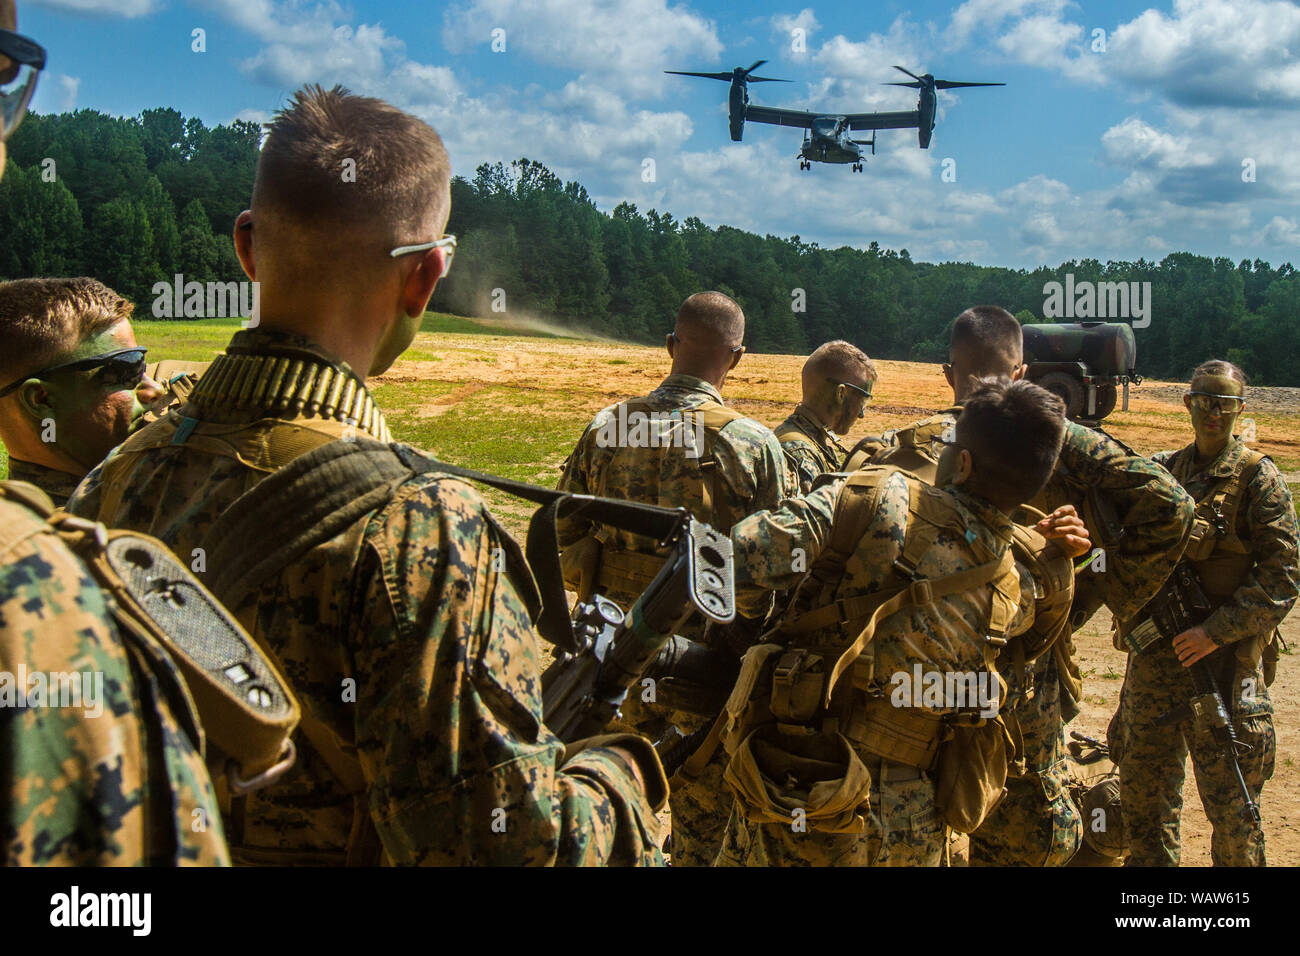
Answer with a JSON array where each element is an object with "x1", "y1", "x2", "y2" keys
[{"x1": 132, "y1": 316, "x2": 244, "y2": 360}]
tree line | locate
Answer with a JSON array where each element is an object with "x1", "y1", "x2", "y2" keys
[{"x1": 2, "y1": 108, "x2": 1296, "y2": 385}]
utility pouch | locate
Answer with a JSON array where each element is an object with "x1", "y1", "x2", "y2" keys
[
  {"x1": 770, "y1": 649, "x2": 826, "y2": 725},
  {"x1": 933, "y1": 716, "x2": 1013, "y2": 833}
]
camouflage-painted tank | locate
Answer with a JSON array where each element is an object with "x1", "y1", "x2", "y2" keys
[{"x1": 1022, "y1": 321, "x2": 1141, "y2": 422}]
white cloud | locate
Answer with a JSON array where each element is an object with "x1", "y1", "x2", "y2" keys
[
  {"x1": 54, "y1": 74, "x2": 79, "y2": 110},
  {"x1": 1105, "y1": 0, "x2": 1300, "y2": 108},
  {"x1": 771, "y1": 8, "x2": 820, "y2": 43},
  {"x1": 1261, "y1": 216, "x2": 1300, "y2": 245},
  {"x1": 441, "y1": 0, "x2": 723, "y2": 98},
  {"x1": 27, "y1": 0, "x2": 159, "y2": 16},
  {"x1": 1100, "y1": 116, "x2": 1213, "y2": 170}
]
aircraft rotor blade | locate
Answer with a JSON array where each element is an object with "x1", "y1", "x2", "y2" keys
[
  {"x1": 748, "y1": 76, "x2": 792, "y2": 83},
  {"x1": 934, "y1": 80, "x2": 1006, "y2": 89},
  {"x1": 892, "y1": 65, "x2": 924, "y2": 82},
  {"x1": 743, "y1": 59, "x2": 767, "y2": 75},
  {"x1": 884, "y1": 81, "x2": 922, "y2": 88},
  {"x1": 665, "y1": 70, "x2": 734, "y2": 81}
]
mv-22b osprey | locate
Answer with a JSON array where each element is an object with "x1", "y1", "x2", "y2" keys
[{"x1": 666, "y1": 61, "x2": 1003, "y2": 171}]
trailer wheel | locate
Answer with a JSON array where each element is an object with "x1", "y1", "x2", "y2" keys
[
  {"x1": 1039, "y1": 371, "x2": 1085, "y2": 419},
  {"x1": 1091, "y1": 385, "x2": 1118, "y2": 420}
]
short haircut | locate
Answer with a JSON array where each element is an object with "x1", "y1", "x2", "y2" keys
[
  {"x1": 674, "y1": 291, "x2": 744, "y2": 348},
  {"x1": 804, "y1": 340, "x2": 876, "y2": 389},
  {"x1": 253, "y1": 85, "x2": 451, "y2": 243},
  {"x1": 1191, "y1": 359, "x2": 1247, "y2": 393},
  {"x1": 956, "y1": 377, "x2": 1066, "y2": 510},
  {"x1": 949, "y1": 306, "x2": 1023, "y2": 378},
  {"x1": 0, "y1": 278, "x2": 132, "y2": 384}
]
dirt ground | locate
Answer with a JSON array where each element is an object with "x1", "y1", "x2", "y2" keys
[{"x1": 378, "y1": 323, "x2": 1300, "y2": 865}]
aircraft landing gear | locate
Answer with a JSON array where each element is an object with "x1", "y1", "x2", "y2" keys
[
  {"x1": 852, "y1": 163, "x2": 863, "y2": 172},
  {"x1": 799, "y1": 159, "x2": 811, "y2": 170}
]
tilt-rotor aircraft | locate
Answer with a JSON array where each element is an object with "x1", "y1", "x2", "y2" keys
[{"x1": 666, "y1": 61, "x2": 1004, "y2": 172}]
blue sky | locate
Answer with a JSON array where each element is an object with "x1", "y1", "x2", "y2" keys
[{"x1": 18, "y1": 0, "x2": 1300, "y2": 269}]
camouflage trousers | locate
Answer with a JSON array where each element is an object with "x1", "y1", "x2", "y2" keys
[
  {"x1": 969, "y1": 653, "x2": 1082, "y2": 866},
  {"x1": 1111, "y1": 642, "x2": 1274, "y2": 867},
  {"x1": 715, "y1": 758, "x2": 945, "y2": 867}
]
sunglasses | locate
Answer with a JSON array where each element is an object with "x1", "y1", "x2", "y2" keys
[
  {"x1": 390, "y1": 235, "x2": 457, "y2": 279},
  {"x1": 668, "y1": 331, "x2": 744, "y2": 353},
  {"x1": 1187, "y1": 391, "x2": 1244, "y2": 415},
  {"x1": 0, "y1": 29, "x2": 45, "y2": 143},
  {"x1": 830, "y1": 378, "x2": 873, "y2": 401},
  {"x1": 0, "y1": 347, "x2": 149, "y2": 399}
]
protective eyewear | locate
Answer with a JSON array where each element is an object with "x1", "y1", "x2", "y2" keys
[
  {"x1": 1187, "y1": 391, "x2": 1244, "y2": 415},
  {"x1": 830, "y1": 379, "x2": 873, "y2": 401},
  {"x1": 0, "y1": 347, "x2": 149, "y2": 399},
  {"x1": 390, "y1": 235, "x2": 457, "y2": 278},
  {"x1": 0, "y1": 29, "x2": 45, "y2": 142}
]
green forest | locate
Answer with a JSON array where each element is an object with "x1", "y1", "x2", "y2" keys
[{"x1": 2, "y1": 107, "x2": 1297, "y2": 385}]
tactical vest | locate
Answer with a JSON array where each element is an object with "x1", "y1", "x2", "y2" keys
[
  {"x1": 89, "y1": 349, "x2": 395, "y2": 865},
  {"x1": 1165, "y1": 443, "x2": 1277, "y2": 678},
  {"x1": 0, "y1": 482, "x2": 300, "y2": 797},
  {"x1": 842, "y1": 408, "x2": 957, "y2": 474},
  {"x1": 714, "y1": 467, "x2": 1020, "y2": 834},
  {"x1": 563, "y1": 398, "x2": 745, "y2": 604},
  {"x1": 774, "y1": 414, "x2": 841, "y2": 474},
  {"x1": 844, "y1": 411, "x2": 1077, "y2": 698}
]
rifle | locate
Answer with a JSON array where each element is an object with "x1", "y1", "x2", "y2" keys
[
  {"x1": 541, "y1": 515, "x2": 735, "y2": 743},
  {"x1": 1130, "y1": 562, "x2": 1261, "y2": 827}
]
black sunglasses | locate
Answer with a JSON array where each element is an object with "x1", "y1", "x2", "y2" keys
[
  {"x1": 0, "y1": 28, "x2": 46, "y2": 142},
  {"x1": 668, "y1": 330, "x2": 743, "y2": 354},
  {"x1": 0, "y1": 347, "x2": 149, "y2": 399},
  {"x1": 830, "y1": 378, "x2": 872, "y2": 401}
]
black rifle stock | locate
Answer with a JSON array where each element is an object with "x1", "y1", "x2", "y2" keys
[
  {"x1": 1135, "y1": 562, "x2": 1261, "y2": 826},
  {"x1": 541, "y1": 516, "x2": 735, "y2": 743}
]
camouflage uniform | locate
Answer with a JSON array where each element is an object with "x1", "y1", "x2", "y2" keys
[
  {"x1": 720, "y1": 471, "x2": 1027, "y2": 866},
  {"x1": 1114, "y1": 439, "x2": 1298, "y2": 866},
  {"x1": 863, "y1": 412, "x2": 1195, "y2": 865},
  {"x1": 1, "y1": 484, "x2": 229, "y2": 866},
  {"x1": 68, "y1": 328, "x2": 665, "y2": 867},
  {"x1": 775, "y1": 404, "x2": 847, "y2": 495},
  {"x1": 557, "y1": 372, "x2": 790, "y2": 866},
  {"x1": 6, "y1": 458, "x2": 81, "y2": 509}
]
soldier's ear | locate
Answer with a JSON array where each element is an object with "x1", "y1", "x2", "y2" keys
[
  {"x1": 729, "y1": 346, "x2": 745, "y2": 370},
  {"x1": 233, "y1": 210, "x2": 256, "y2": 282},
  {"x1": 952, "y1": 448, "x2": 974, "y2": 486},
  {"x1": 666, "y1": 333, "x2": 675, "y2": 359},
  {"x1": 14, "y1": 380, "x2": 56, "y2": 425},
  {"x1": 1012, "y1": 363, "x2": 1027, "y2": 382}
]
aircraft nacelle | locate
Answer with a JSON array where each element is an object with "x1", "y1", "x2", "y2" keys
[
  {"x1": 917, "y1": 87, "x2": 937, "y2": 149},
  {"x1": 728, "y1": 82, "x2": 747, "y2": 141}
]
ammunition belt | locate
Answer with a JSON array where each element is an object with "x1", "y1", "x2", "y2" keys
[{"x1": 187, "y1": 352, "x2": 392, "y2": 442}]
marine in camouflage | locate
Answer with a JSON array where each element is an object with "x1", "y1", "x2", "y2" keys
[
  {"x1": 722, "y1": 470, "x2": 1027, "y2": 866},
  {"x1": 776, "y1": 404, "x2": 847, "y2": 495},
  {"x1": 556, "y1": 371, "x2": 790, "y2": 866},
  {"x1": 1, "y1": 485, "x2": 229, "y2": 866},
  {"x1": 1115, "y1": 437, "x2": 1297, "y2": 866},
  {"x1": 68, "y1": 327, "x2": 664, "y2": 867},
  {"x1": 861, "y1": 409, "x2": 1194, "y2": 866}
]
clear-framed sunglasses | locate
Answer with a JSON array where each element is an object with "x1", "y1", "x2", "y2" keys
[
  {"x1": 390, "y1": 235, "x2": 457, "y2": 278},
  {"x1": 0, "y1": 28, "x2": 46, "y2": 142},
  {"x1": 1187, "y1": 391, "x2": 1244, "y2": 415}
]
